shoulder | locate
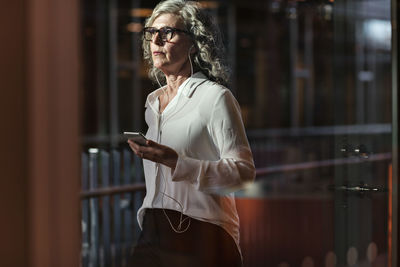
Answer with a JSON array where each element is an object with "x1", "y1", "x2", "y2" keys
[
  {"x1": 196, "y1": 79, "x2": 232, "y2": 101},
  {"x1": 189, "y1": 72, "x2": 228, "y2": 96},
  {"x1": 195, "y1": 81, "x2": 241, "y2": 122},
  {"x1": 188, "y1": 72, "x2": 238, "y2": 110}
]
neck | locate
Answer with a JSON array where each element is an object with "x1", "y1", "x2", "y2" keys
[
  {"x1": 163, "y1": 60, "x2": 192, "y2": 94},
  {"x1": 164, "y1": 75, "x2": 189, "y2": 94}
]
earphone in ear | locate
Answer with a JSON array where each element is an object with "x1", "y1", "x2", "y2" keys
[{"x1": 189, "y1": 44, "x2": 194, "y2": 52}]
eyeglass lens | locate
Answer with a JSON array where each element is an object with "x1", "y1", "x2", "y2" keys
[{"x1": 144, "y1": 27, "x2": 174, "y2": 42}]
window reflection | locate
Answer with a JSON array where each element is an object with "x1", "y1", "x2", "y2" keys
[
  {"x1": 81, "y1": 0, "x2": 391, "y2": 144},
  {"x1": 80, "y1": 0, "x2": 392, "y2": 266},
  {"x1": 80, "y1": 0, "x2": 392, "y2": 199}
]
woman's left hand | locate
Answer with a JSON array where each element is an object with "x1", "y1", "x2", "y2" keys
[{"x1": 128, "y1": 139, "x2": 178, "y2": 170}]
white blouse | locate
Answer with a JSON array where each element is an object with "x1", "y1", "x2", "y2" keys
[{"x1": 137, "y1": 72, "x2": 256, "y2": 252}]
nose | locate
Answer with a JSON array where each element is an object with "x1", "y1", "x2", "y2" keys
[{"x1": 152, "y1": 32, "x2": 165, "y2": 46}]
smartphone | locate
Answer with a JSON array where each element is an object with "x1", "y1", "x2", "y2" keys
[{"x1": 123, "y1": 132, "x2": 147, "y2": 146}]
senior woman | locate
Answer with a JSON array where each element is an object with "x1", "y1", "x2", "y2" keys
[{"x1": 127, "y1": 0, "x2": 255, "y2": 266}]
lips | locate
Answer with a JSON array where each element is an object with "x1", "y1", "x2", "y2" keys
[{"x1": 153, "y1": 51, "x2": 164, "y2": 55}]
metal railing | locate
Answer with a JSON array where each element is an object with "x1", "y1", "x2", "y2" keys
[
  {"x1": 81, "y1": 149, "x2": 144, "y2": 267},
  {"x1": 80, "y1": 131, "x2": 392, "y2": 266}
]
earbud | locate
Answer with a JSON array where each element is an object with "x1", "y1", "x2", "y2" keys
[{"x1": 189, "y1": 44, "x2": 195, "y2": 52}]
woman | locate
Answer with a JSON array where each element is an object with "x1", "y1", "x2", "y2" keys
[{"x1": 128, "y1": 0, "x2": 255, "y2": 266}]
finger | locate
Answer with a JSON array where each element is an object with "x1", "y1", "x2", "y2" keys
[
  {"x1": 127, "y1": 140, "x2": 138, "y2": 150},
  {"x1": 128, "y1": 140, "x2": 142, "y2": 155},
  {"x1": 145, "y1": 139, "x2": 153, "y2": 146},
  {"x1": 136, "y1": 146, "x2": 150, "y2": 159},
  {"x1": 146, "y1": 139, "x2": 161, "y2": 147}
]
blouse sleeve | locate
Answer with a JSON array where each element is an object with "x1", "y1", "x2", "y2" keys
[{"x1": 170, "y1": 89, "x2": 256, "y2": 194}]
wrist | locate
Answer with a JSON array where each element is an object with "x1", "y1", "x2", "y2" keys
[
  {"x1": 169, "y1": 153, "x2": 178, "y2": 169},
  {"x1": 163, "y1": 150, "x2": 178, "y2": 169}
]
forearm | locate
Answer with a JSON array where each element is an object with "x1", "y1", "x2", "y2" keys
[{"x1": 171, "y1": 153, "x2": 255, "y2": 194}]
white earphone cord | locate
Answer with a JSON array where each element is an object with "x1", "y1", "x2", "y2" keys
[
  {"x1": 160, "y1": 166, "x2": 191, "y2": 233},
  {"x1": 157, "y1": 45, "x2": 194, "y2": 233}
]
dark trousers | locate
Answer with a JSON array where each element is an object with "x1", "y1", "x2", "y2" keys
[{"x1": 128, "y1": 209, "x2": 242, "y2": 267}]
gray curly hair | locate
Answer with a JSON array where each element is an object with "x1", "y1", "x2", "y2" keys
[{"x1": 142, "y1": 0, "x2": 231, "y2": 86}]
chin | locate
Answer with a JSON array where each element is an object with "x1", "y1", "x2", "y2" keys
[{"x1": 153, "y1": 60, "x2": 165, "y2": 69}]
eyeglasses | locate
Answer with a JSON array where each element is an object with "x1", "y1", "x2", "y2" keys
[{"x1": 143, "y1": 26, "x2": 190, "y2": 42}]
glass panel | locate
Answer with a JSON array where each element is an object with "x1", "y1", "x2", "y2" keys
[
  {"x1": 80, "y1": 0, "x2": 394, "y2": 266},
  {"x1": 332, "y1": 0, "x2": 392, "y2": 265}
]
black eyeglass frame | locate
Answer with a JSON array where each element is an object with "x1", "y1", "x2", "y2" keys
[{"x1": 142, "y1": 26, "x2": 191, "y2": 42}]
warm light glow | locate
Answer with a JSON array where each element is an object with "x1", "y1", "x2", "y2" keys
[
  {"x1": 126, "y1": 22, "x2": 143, "y2": 33},
  {"x1": 325, "y1": 251, "x2": 337, "y2": 267},
  {"x1": 301, "y1": 256, "x2": 314, "y2": 267},
  {"x1": 198, "y1": 1, "x2": 219, "y2": 9},
  {"x1": 278, "y1": 262, "x2": 290, "y2": 267},
  {"x1": 242, "y1": 181, "x2": 263, "y2": 197},
  {"x1": 366, "y1": 242, "x2": 378, "y2": 263},
  {"x1": 130, "y1": 8, "x2": 153, "y2": 18}
]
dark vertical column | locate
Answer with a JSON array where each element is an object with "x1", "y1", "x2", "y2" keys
[
  {"x1": 288, "y1": 2, "x2": 299, "y2": 128},
  {"x1": 81, "y1": 153, "x2": 90, "y2": 267},
  {"x1": 88, "y1": 151, "x2": 100, "y2": 266},
  {"x1": 123, "y1": 149, "x2": 133, "y2": 262},
  {"x1": 101, "y1": 151, "x2": 112, "y2": 266},
  {"x1": 109, "y1": 0, "x2": 119, "y2": 147},
  {"x1": 0, "y1": 0, "x2": 27, "y2": 266},
  {"x1": 112, "y1": 150, "x2": 122, "y2": 266},
  {"x1": 132, "y1": 0, "x2": 143, "y2": 133},
  {"x1": 96, "y1": 0, "x2": 110, "y2": 138},
  {"x1": 227, "y1": 4, "x2": 237, "y2": 94},
  {"x1": 332, "y1": 1, "x2": 350, "y2": 265}
]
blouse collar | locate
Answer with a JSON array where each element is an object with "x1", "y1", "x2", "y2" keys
[{"x1": 145, "y1": 71, "x2": 208, "y2": 109}]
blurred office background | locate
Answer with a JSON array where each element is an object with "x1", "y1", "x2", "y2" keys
[{"x1": 1, "y1": 0, "x2": 398, "y2": 266}]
